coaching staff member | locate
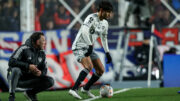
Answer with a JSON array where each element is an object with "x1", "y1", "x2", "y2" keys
[{"x1": 8, "y1": 32, "x2": 54, "y2": 101}]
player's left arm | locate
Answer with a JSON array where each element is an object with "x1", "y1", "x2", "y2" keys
[
  {"x1": 100, "y1": 22, "x2": 112, "y2": 63},
  {"x1": 101, "y1": 33, "x2": 109, "y2": 53}
]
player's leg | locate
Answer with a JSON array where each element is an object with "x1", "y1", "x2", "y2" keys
[
  {"x1": 71, "y1": 48, "x2": 94, "y2": 90},
  {"x1": 69, "y1": 49, "x2": 93, "y2": 99},
  {"x1": 72, "y1": 57, "x2": 93, "y2": 90},
  {"x1": 81, "y1": 52, "x2": 104, "y2": 98},
  {"x1": 7, "y1": 67, "x2": 22, "y2": 101},
  {"x1": 83, "y1": 58, "x2": 104, "y2": 91},
  {"x1": 69, "y1": 57, "x2": 93, "y2": 99}
]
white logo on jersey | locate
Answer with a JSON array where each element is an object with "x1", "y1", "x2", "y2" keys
[
  {"x1": 38, "y1": 57, "x2": 42, "y2": 62},
  {"x1": 28, "y1": 57, "x2": 31, "y2": 60}
]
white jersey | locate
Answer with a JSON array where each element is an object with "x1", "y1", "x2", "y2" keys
[{"x1": 72, "y1": 13, "x2": 109, "y2": 52}]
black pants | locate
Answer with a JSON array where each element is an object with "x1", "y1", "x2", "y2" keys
[{"x1": 8, "y1": 67, "x2": 54, "y2": 94}]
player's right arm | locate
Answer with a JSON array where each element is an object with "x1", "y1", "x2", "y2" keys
[{"x1": 81, "y1": 15, "x2": 94, "y2": 46}]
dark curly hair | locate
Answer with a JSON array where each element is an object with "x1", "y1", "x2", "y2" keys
[
  {"x1": 97, "y1": 1, "x2": 113, "y2": 12},
  {"x1": 30, "y1": 32, "x2": 44, "y2": 44}
]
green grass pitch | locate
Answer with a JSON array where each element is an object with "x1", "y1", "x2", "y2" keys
[{"x1": 0, "y1": 87, "x2": 180, "y2": 101}]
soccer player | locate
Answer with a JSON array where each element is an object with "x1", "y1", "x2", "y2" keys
[
  {"x1": 8, "y1": 32, "x2": 54, "y2": 101},
  {"x1": 69, "y1": 1, "x2": 113, "y2": 99}
]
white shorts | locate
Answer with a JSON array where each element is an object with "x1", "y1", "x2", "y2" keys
[{"x1": 73, "y1": 48, "x2": 99, "y2": 62}]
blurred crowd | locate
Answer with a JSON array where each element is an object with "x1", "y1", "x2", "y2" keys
[
  {"x1": 0, "y1": 0, "x2": 20, "y2": 31},
  {"x1": 0, "y1": 0, "x2": 180, "y2": 31},
  {"x1": 34, "y1": 0, "x2": 119, "y2": 31},
  {"x1": 124, "y1": 0, "x2": 178, "y2": 30}
]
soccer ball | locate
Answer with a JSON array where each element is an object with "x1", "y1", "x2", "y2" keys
[{"x1": 100, "y1": 84, "x2": 113, "y2": 97}]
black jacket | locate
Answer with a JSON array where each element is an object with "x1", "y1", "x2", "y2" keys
[{"x1": 8, "y1": 38, "x2": 47, "y2": 76}]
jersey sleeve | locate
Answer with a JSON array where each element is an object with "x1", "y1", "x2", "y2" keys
[
  {"x1": 80, "y1": 15, "x2": 95, "y2": 45},
  {"x1": 8, "y1": 45, "x2": 30, "y2": 71},
  {"x1": 83, "y1": 14, "x2": 94, "y2": 27},
  {"x1": 100, "y1": 21, "x2": 109, "y2": 53}
]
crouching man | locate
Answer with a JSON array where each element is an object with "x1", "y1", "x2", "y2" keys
[{"x1": 8, "y1": 32, "x2": 54, "y2": 101}]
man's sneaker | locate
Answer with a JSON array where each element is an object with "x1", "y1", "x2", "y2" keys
[
  {"x1": 24, "y1": 91, "x2": 38, "y2": 101},
  {"x1": 8, "y1": 93, "x2": 15, "y2": 101},
  {"x1": 81, "y1": 87, "x2": 95, "y2": 98},
  {"x1": 178, "y1": 91, "x2": 180, "y2": 94},
  {"x1": 69, "y1": 89, "x2": 82, "y2": 99}
]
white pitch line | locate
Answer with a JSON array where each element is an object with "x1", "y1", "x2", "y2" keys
[{"x1": 82, "y1": 87, "x2": 141, "y2": 101}]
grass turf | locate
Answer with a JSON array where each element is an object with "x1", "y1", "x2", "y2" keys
[{"x1": 0, "y1": 87, "x2": 180, "y2": 101}]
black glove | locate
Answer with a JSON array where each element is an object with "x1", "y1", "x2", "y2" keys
[
  {"x1": 85, "y1": 45, "x2": 93, "y2": 57},
  {"x1": 106, "y1": 52, "x2": 112, "y2": 63}
]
